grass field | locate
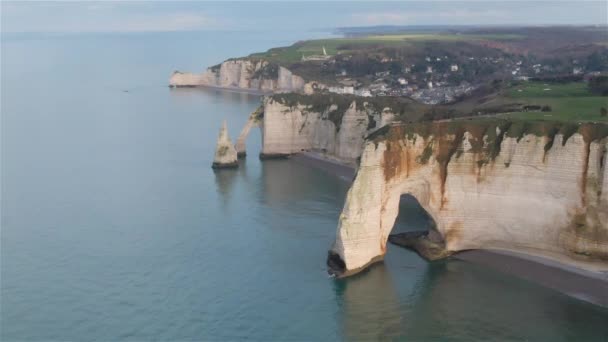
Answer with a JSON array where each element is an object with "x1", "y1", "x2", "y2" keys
[
  {"x1": 501, "y1": 82, "x2": 608, "y2": 122},
  {"x1": 248, "y1": 33, "x2": 522, "y2": 65}
]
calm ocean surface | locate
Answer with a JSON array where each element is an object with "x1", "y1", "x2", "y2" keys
[{"x1": 2, "y1": 30, "x2": 607, "y2": 341}]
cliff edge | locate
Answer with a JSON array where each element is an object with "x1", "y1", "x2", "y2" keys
[{"x1": 169, "y1": 59, "x2": 306, "y2": 93}]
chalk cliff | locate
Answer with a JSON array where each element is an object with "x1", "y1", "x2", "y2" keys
[
  {"x1": 329, "y1": 120, "x2": 608, "y2": 276},
  {"x1": 212, "y1": 121, "x2": 238, "y2": 169},
  {"x1": 257, "y1": 94, "x2": 406, "y2": 162},
  {"x1": 169, "y1": 59, "x2": 306, "y2": 93}
]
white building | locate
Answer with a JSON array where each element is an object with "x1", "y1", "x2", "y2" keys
[
  {"x1": 427, "y1": 81, "x2": 433, "y2": 89},
  {"x1": 450, "y1": 64, "x2": 459, "y2": 72},
  {"x1": 301, "y1": 46, "x2": 330, "y2": 61},
  {"x1": 398, "y1": 77, "x2": 408, "y2": 85},
  {"x1": 426, "y1": 66, "x2": 433, "y2": 74},
  {"x1": 354, "y1": 89, "x2": 372, "y2": 97},
  {"x1": 328, "y1": 86, "x2": 355, "y2": 95}
]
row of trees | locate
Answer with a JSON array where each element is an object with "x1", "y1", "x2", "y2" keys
[{"x1": 589, "y1": 75, "x2": 608, "y2": 96}]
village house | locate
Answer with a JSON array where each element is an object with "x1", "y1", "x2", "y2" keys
[{"x1": 354, "y1": 88, "x2": 372, "y2": 97}]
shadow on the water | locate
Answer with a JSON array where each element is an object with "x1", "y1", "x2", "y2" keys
[
  {"x1": 259, "y1": 158, "x2": 349, "y2": 207},
  {"x1": 332, "y1": 262, "x2": 403, "y2": 340},
  {"x1": 395, "y1": 260, "x2": 608, "y2": 340},
  {"x1": 331, "y1": 190, "x2": 608, "y2": 340},
  {"x1": 213, "y1": 159, "x2": 250, "y2": 209}
]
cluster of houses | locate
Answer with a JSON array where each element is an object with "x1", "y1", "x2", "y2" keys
[
  {"x1": 322, "y1": 78, "x2": 475, "y2": 104},
  {"x1": 409, "y1": 83, "x2": 476, "y2": 105},
  {"x1": 510, "y1": 58, "x2": 602, "y2": 80},
  {"x1": 309, "y1": 50, "x2": 604, "y2": 104},
  {"x1": 319, "y1": 55, "x2": 470, "y2": 104}
]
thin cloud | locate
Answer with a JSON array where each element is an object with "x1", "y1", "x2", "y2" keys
[
  {"x1": 107, "y1": 13, "x2": 218, "y2": 33},
  {"x1": 1, "y1": 2, "x2": 222, "y2": 33},
  {"x1": 350, "y1": 9, "x2": 508, "y2": 26}
]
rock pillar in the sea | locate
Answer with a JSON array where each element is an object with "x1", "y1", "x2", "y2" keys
[{"x1": 212, "y1": 121, "x2": 238, "y2": 169}]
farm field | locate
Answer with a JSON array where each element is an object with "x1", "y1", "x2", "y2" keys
[
  {"x1": 501, "y1": 82, "x2": 608, "y2": 122},
  {"x1": 248, "y1": 32, "x2": 522, "y2": 64}
]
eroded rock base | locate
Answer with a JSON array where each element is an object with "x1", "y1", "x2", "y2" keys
[
  {"x1": 211, "y1": 161, "x2": 238, "y2": 169},
  {"x1": 259, "y1": 153, "x2": 290, "y2": 160},
  {"x1": 388, "y1": 231, "x2": 453, "y2": 261},
  {"x1": 327, "y1": 251, "x2": 385, "y2": 278}
]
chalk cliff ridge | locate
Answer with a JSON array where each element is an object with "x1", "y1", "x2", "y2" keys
[
  {"x1": 235, "y1": 94, "x2": 426, "y2": 163},
  {"x1": 328, "y1": 120, "x2": 608, "y2": 276},
  {"x1": 170, "y1": 59, "x2": 306, "y2": 93}
]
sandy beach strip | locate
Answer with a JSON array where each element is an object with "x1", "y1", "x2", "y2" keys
[{"x1": 454, "y1": 249, "x2": 608, "y2": 307}]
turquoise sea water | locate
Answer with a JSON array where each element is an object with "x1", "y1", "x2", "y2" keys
[{"x1": 2, "y1": 30, "x2": 607, "y2": 341}]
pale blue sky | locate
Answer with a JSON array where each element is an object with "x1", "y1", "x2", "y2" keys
[{"x1": 2, "y1": 1, "x2": 607, "y2": 33}]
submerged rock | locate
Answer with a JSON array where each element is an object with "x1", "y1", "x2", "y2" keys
[{"x1": 212, "y1": 121, "x2": 238, "y2": 169}]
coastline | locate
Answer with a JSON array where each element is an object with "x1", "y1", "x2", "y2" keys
[
  {"x1": 454, "y1": 250, "x2": 608, "y2": 308},
  {"x1": 291, "y1": 152, "x2": 356, "y2": 182},
  {"x1": 290, "y1": 151, "x2": 608, "y2": 308},
  {"x1": 170, "y1": 84, "x2": 272, "y2": 96}
]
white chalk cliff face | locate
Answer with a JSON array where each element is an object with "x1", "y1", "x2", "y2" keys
[
  {"x1": 212, "y1": 121, "x2": 238, "y2": 168},
  {"x1": 330, "y1": 122, "x2": 608, "y2": 275},
  {"x1": 169, "y1": 59, "x2": 306, "y2": 93},
  {"x1": 259, "y1": 97, "x2": 395, "y2": 162}
]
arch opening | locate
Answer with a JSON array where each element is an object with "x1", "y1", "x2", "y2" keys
[
  {"x1": 387, "y1": 194, "x2": 448, "y2": 261},
  {"x1": 235, "y1": 106, "x2": 263, "y2": 158}
]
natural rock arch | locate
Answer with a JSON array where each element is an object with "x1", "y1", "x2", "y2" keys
[
  {"x1": 234, "y1": 106, "x2": 263, "y2": 158},
  {"x1": 329, "y1": 122, "x2": 608, "y2": 277},
  {"x1": 328, "y1": 141, "x2": 445, "y2": 276}
]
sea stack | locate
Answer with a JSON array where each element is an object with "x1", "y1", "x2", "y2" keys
[{"x1": 212, "y1": 121, "x2": 238, "y2": 169}]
